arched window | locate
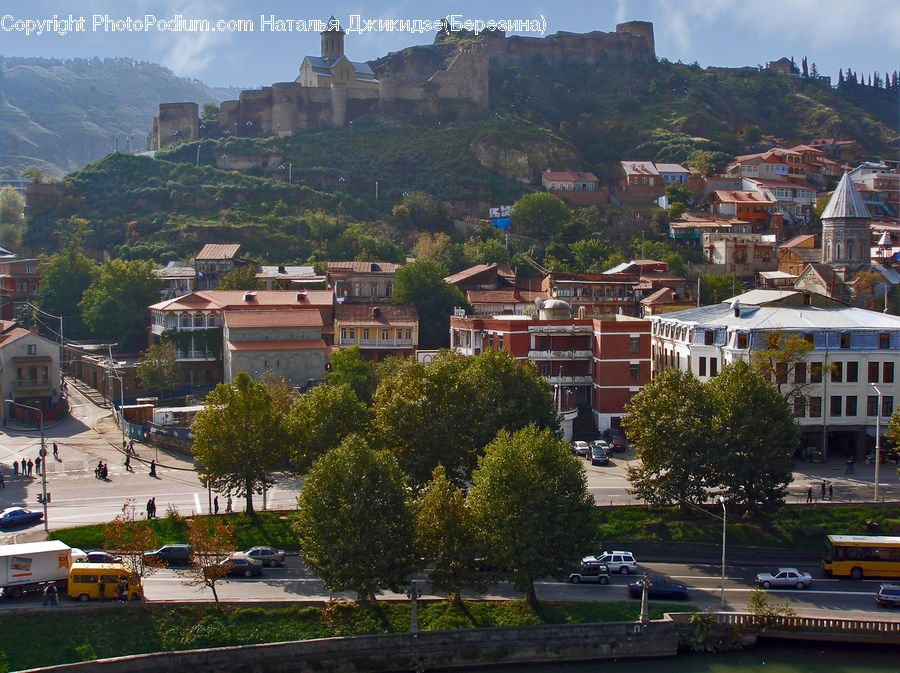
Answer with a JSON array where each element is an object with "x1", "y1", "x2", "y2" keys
[
  {"x1": 847, "y1": 240, "x2": 855, "y2": 260},
  {"x1": 179, "y1": 312, "x2": 190, "y2": 328},
  {"x1": 825, "y1": 241, "x2": 832, "y2": 260},
  {"x1": 836, "y1": 242, "x2": 843, "y2": 259}
]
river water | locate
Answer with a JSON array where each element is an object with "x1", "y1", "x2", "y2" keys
[{"x1": 461, "y1": 641, "x2": 900, "y2": 672}]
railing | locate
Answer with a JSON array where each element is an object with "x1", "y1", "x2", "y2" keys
[
  {"x1": 16, "y1": 378, "x2": 50, "y2": 388},
  {"x1": 712, "y1": 612, "x2": 900, "y2": 634},
  {"x1": 528, "y1": 350, "x2": 593, "y2": 360}
]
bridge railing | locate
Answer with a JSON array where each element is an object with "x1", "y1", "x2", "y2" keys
[{"x1": 709, "y1": 612, "x2": 900, "y2": 633}]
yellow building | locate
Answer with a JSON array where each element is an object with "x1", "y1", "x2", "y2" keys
[{"x1": 297, "y1": 17, "x2": 379, "y2": 90}]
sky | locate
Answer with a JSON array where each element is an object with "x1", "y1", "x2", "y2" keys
[{"x1": 1, "y1": 0, "x2": 899, "y2": 89}]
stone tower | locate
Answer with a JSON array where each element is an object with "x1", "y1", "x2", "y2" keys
[
  {"x1": 821, "y1": 172, "x2": 871, "y2": 275},
  {"x1": 321, "y1": 16, "x2": 344, "y2": 60}
]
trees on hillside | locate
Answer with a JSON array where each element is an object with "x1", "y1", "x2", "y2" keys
[
  {"x1": 510, "y1": 192, "x2": 571, "y2": 239},
  {"x1": 294, "y1": 438, "x2": 415, "y2": 603},
  {"x1": 79, "y1": 258, "x2": 161, "y2": 352},
  {"x1": 468, "y1": 425, "x2": 594, "y2": 607},
  {"x1": 392, "y1": 258, "x2": 470, "y2": 349},
  {"x1": 624, "y1": 361, "x2": 798, "y2": 510},
  {"x1": 190, "y1": 372, "x2": 289, "y2": 514}
]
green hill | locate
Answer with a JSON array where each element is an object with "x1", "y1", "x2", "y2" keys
[{"x1": 0, "y1": 56, "x2": 241, "y2": 177}]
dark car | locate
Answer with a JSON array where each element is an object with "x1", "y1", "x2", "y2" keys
[
  {"x1": 80, "y1": 551, "x2": 123, "y2": 564},
  {"x1": 243, "y1": 546, "x2": 286, "y2": 567},
  {"x1": 590, "y1": 446, "x2": 610, "y2": 466},
  {"x1": 568, "y1": 561, "x2": 610, "y2": 584},
  {"x1": 219, "y1": 553, "x2": 263, "y2": 577},
  {"x1": 875, "y1": 583, "x2": 900, "y2": 607},
  {"x1": 143, "y1": 544, "x2": 193, "y2": 567},
  {"x1": 627, "y1": 577, "x2": 689, "y2": 600},
  {"x1": 0, "y1": 507, "x2": 43, "y2": 529}
]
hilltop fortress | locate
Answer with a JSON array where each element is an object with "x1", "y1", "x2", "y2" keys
[{"x1": 148, "y1": 20, "x2": 654, "y2": 150}]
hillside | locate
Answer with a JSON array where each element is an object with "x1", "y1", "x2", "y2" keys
[{"x1": 0, "y1": 56, "x2": 241, "y2": 177}]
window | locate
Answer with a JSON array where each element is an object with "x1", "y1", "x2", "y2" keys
[
  {"x1": 497, "y1": 335, "x2": 503, "y2": 349},
  {"x1": 830, "y1": 396, "x2": 842, "y2": 417},
  {"x1": 883, "y1": 396, "x2": 894, "y2": 417},
  {"x1": 880, "y1": 333, "x2": 891, "y2": 349},
  {"x1": 884, "y1": 362, "x2": 894, "y2": 383},
  {"x1": 698, "y1": 357, "x2": 707, "y2": 377},
  {"x1": 488, "y1": 334, "x2": 493, "y2": 347},
  {"x1": 26, "y1": 344, "x2": 36, "y2": 355},
  {"x1": 847, "y1": 361, "x2": 858, "y2": 383},
  {"x1": 710, "y1": 357, "x2": 718, "y2": 377},
  {"x1": 775, "y1": 362, "x2": 787, "y2": 385},
  {"x1": 16, "y1": 281, "x2": 26, "y2": 292},
  {"x1": 810, "y1": 362, "x2": 822, "y2": 383},
  {"x1": 340, "y1": 328, "x2": 346, "y2": 340},
  {"x1": 704, "y1": 331, "x2": 714, "y2": 346},
  {"x1": 630, "y1": 336, "x2": 640, "y2": 354},
  {"x1": 405, "y1": 329, "x2": 412, "y2": 340},
  {"x1": 809, "y1": 397, "x2": 822, "y2": 417},
  {"x1": 354, "y1": 282, "x2": 362, "y2": 297},
  {"x1": 793, "y1": 397, "x2": 806, "y2": 417},
  {"x1": 381, "y1": 329, "x2": 389, "y2": 341},
  {"x1": 370, "y1": 283, "x2": 377, "y2": 297},
  {"x1": 794, "y1": 362, "x2": 806, "y2": 384},
  {"x1": 846, "y1": 396, "x2": 858, "y2": 417},
  {"x1": 868, "y1": 396, "x2": 879, "y2": 416},
  {"x1": 349, "y1": 328, "x2": 355, "y2": 339},
  {"x1": 831, "y1": 362, "x2": 843, "y2": 383},
  {"x1": 803, "y1": 332, "x2": 814, "y2": 345},
  {"x1": 840, "y1": 333, "x2": 850, "y2": 349},
  {"x1": 629, "y1": 364, "x2": 640, "y2": 381},
  {"x1": 737, "y1": 333, "x2": 748, "y2": 349},
  {"x1": 385, "y1": 283, "x2": 393, "y2": 297},
  {"x1": 869, "y1": 362, "x2": 880, "y2": 383},
  {"x1": 363, "y1": 328, "x2": 370, "y2": 340}
]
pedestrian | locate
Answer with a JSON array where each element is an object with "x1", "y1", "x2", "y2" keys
[
  {"x1": 146, "y1": 498, "x2": 153, "y2": 520},
  {"x1": 214, "y1": 496, "x2": 219, "y2": 515},
  {"x1": 806, "y1": 486, "x2": 813, "y2": 503},
  {"x1": 846, "y1": 456, "x2": 855, "y2": 475},
  {"x1": 128, "y1": 439, "x2": 135, "y2": 454},
  {"x1": 98, "y1": 579, "x2": 105, "y2": 601},
  {"x1": 42, "y1": 582, "x2": 58, "y2": 607},
  {"x1": 101, "y1": 463, "x2": 108, "y2": 480},
  {"x1": 821, "y1": 479, "x2": 827, "y2": 499},
  {"x1": 149, "y1": 460, "x2": 156, "y2": 478},
  {"x1": 226, "y1": 495, "x2": 232, "y2": 513},
  {"x1": 117, "y1": 579, "x2": 127, "y2": 602},
  {"x1": 21, "y1": 458, "x2": 26, "y2": 475},
  {"x1": 53, "y1": 443, "x2": 59, "y2": 461},
  {"x1": 35, "y1": 455, "x2": 41, "y2": 474},
  {"x1": 27, "y1": 458, "x2": 33, "y2": 476},
  {"x1": 150, "y1": 497, "x2": 157, "y2": 518},
  {"x1": 13, "y1": 461, "x2": 18, "y2": 478},
  {"x1": 0, "y1": 471, "x2": 4, "y2": 489},
  {"x1": 96, "y1": 461, "x2": 103, "y2": 479},
  {"x1": 124, "y1": 454, "x2": 131, "y2": 471},
  {"x1": 828, "y1": 483, "x2": 834, "y2": 501}
]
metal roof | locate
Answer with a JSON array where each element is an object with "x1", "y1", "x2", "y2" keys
[
  {"x1": 821, "y1": 172, "x2": 870, "y2": 220},
  {"x1": 653, "y1": 301, "x2": 900, "y2": 331}
]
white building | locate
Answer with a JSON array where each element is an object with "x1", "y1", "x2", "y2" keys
[{"x1": 649, "y1": 293, "x2": 900, "y2": 459}]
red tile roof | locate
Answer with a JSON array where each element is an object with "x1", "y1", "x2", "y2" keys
[
  {"x1": 223, "y1": 309, "x2": 324, "y2": 328},
  {"x1": 542, "y1": 170, "x2": 600, "y2": 182},
  {"x1": 195, "y1": 244, "x2": 241, "y2": 260},
  {"x1": 327, "y1": 261, "x2": 401, "y2": 274},
  {"x1": 334, "y1": 304, "x2": 418, "y2": 326},
  {"x1": 227, "y1": 339, "x2": 327, "y2": 351},
  {"x1": 149, "y1": 290, "x2": 334, "y2": 311}
]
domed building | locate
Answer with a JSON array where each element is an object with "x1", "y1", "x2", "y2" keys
[{"x1": 821, "y1": 172, "x2": 871, "y2": 275}]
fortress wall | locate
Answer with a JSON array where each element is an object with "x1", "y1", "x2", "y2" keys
[
  {"x1": 429, "y1": 44, "x2": 489, "y2": 108},
  {"x1": 156, "y1": 102, "x2": 198, "y2": 149},
  {"x1": 238, "y1": 88, "x2": 273, "y2": 136}
]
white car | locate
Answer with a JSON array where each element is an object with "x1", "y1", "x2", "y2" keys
[
  {"x1": 572, "y1": 441, "x2": 589, "y2": 457},
  {"x1": 585, "y1": 551, "x2": 638, "y2": 574},
  {"x1": 755, "y1": 567, "x2": 813, "y2": 589}
]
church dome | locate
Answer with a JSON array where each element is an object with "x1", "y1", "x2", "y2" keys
[{"x1": 821, "y1": 172, "x2": 870, "y2": 220}]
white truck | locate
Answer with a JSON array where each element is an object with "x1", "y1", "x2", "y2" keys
[{"x1": 0, "y1": 540, "x2": 75, "y2": 598}]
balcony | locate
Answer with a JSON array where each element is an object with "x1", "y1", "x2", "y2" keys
[
  {"x1": 16, "y1": 378, "x2": 51, "y2": 391},
  {"x1": 529, "y1": 324, "x2": 593, "y2": 335},
  {"x1": 345, "y1": 340, "x2": 415, "y2": 349},
  {"x1": 528, "y1": 350, "x2": 593, "y2": 360},
  {"x1": 546, "y1": 375, "x2": 592, "y2": 385},
  {"x1": 176, "y1": 351, "x2": 218, "y2": 362}
]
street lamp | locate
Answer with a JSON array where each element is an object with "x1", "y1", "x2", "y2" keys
[
  {"x1": 718, "y1": 495, "x2": 727, "y2": 608},
  {"x1": 6, "y1": 400, "x2": 48, "y2": 532},
  {"x1": 873, "y1": 384, "x2": 885, "y2": 502}
]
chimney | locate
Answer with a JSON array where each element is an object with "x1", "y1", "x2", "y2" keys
[
  {"x1": 296, "y1": 291, "x2": 307, "y2": 302},
  {"x1": 278, "y1": 265, "x2": 287, "y2": 274},
  {"x1": 243, "y1": 291, "x2": 256, "y2": 302},
  {"x1": 732, "y1": 300, "x2": 740, "y2": 317},
  {"x1": 372, "y1": 307, "x2": 380, "y2": 317}
]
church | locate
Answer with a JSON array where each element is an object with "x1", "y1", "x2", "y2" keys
[{"x1": 296, "y1": 18, "x2": 379, "y2": 90}]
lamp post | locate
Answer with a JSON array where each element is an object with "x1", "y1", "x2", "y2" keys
[
  {"x1": 719, "y1": 495, "x2": 727, "y2": 608},
  {"x1": 873, "y1": 384, "x2": 885, "y2": 502},
  {"x1": 638, "y1": 573, "x2": 651, "y2": 625},
  {"x1": 6, "y1": 400, "x2": 48, "y2": 532}
]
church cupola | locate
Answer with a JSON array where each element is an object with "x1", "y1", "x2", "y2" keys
[{"x1": 321, "y1": 16, "x2": 345, "y2": 61}]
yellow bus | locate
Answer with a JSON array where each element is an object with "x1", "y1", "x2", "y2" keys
[
  {"x1": 821, "y1": 535, "x2": 900, "y2": 579},
  {"x1": 67, "y1": 563, "x2": 142, "y2": 601}
]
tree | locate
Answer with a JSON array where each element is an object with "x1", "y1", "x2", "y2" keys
[
  {"x1": 286, "y1": 383, "x2": 369, "y2": 473},
  {"x1": 665, "y1": 183, "x2": 691, "y2": 206},
  {"x1": 102, "y1": 499, "x2": 161, "y2": 581},
  {"x1": 0, "y1": 185, "x2": 25, "y2": 226},
  {"x1": 570, "y1": 237, "x2": 612, "y2": 273},
  {"x1": 392, "y1": 258, "x2": 470, "y2": 349},
  {"x1": 414, "y1": 465, "x2": 485, "y2": 603},
  {"x1": 884, "y1": 405, "x2": 900, "y2": 468},
  {"x1": 23, "y1": 169, "x2": 44, "y2": 184},
  {"x1": 699, "y1": 273, "x2": 738, "y2": 304},
  {"x1": 686, "y1": 149, "x2": 714, "y2": 176},
  {"x1": 79, "y1": 258, "x2": 162, "y2": 352},
  {"x1": 462, "y1": 237, "x2": 510, "y2": 266},
  {"x1": 190, "y1": 372, "x2": 289, "y2": 514},
  {"x1": 200, "y1": 102, "x2": 219, "y2": 122},
  {"x1": 178, "y1": 516, "x2": 237, "y2": 605},
  {"x1": 325, "y1": 345, "x2": 377, "y2": 403},
  {"x1": 468, "y1": 425, "x2": 594, "y2": 608},
  {"x1": 217, "y1": 265, "x2": 261, "y2": 291},
  {"x1": 509, "y1": 192, "x2": 571, "y2": 238},
  {"x1": 750, "y1": 330, "x2": 815, "y2": 404},
  {"x1": 706, "y1": 361, "x2": 799, "y2": 509},
  {"x1": 136, "y1": 339, "x2": 178, "y2": 395},
  {"x1": 36, "y1": 218, "x2": 98, "y2": 339},
  {"x1": 392, "y1": 190, "x2": 448, "y2": 230},
  {"x1": 294, "y1": 437, "x2": 415, "y2": 603},
  {"x1": 668, "y1": 202, "x2": 686, "y2": 220},
  {"x1": 623, "y1": 368, "x2": 715, "y2": 505}
]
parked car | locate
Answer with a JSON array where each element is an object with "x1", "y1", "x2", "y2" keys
[
  {"x1": 219, "y1": 553, "x2": 263, "y2": 577},
  {"x1": 0, "y1": 507, "x2": 43, "y2": 529},
  {"x1": 143, "y1": 544, "x2": 193, "y2": 567},
  {"x1": 609, "y1": 435, "x2": 628, "y2": 452},
  {"x1": 568, "y1": 560, "x2": 610, "y2": 584},
  {"x1": 590, "y1": 446, "x2": 610, "y2": 466},
  {"x1": 243, "y1": 546, "x2": 286, "y2": 567},
  {"x1": 572, "y1": 441, "x2": 589, "y2": 457},
  {"x1": 875, "y1": 583, "x2": 900, "y2": 607},
  {"x1": 586, "y1": 551, "x2": 638, "y2": 574},
  {"x1": 755, "y1": 568, "x2": 813, "y2": 589},
  {"x1": 77, "y1": 551, "x2": 123, "y2": 564},
  {"x1": 627, "y1": 577, "x2": 689, "y2": 600}
]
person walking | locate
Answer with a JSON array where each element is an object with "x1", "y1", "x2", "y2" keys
[
  {"x1": 213, "y1": 496, "x2": 219, "y2": 515},
  {"x1": 146, "y1": 498, "x2": 153, "y2": 520},
  {"x1": 26, "y1": 458, "x2": 33, "y2": 476},
  {"x1": 128, "y1": 439, "x2": 135, "y2": 455},
  {"x1": 124, "y1": 454, "x2": 131, "y2": 471},
  {"x1": 846, "y1": 456, "x2": 855, "y2": 475},
  {"x1": 821, "y1": 479, "x2": 827, "y2": 499},
  {"x1": 53, "y1": 443, "x2": 59, "y2": 461},
  {"x1": 13, "y1": 461, "x2": 18, "y2": 478},
  {"x1": 101, "y1": 463, "x2": 108, "y2": 480},
  {"x1": 150, "y1": 498, "x2": 157, "y2": 518},
  {"x1": 35, "y1": 455, "x2": 41, "y2": 475},
  {"x1": 42, "y1": 582, "x2": 58, "y2": 607},
  {"x1": 98, "y1": 579, "x2": 105, "y2": 601},
  {"x1": 226, "y1": 495, "x2": 232, "y2": 513},
  {"x1": 149, "y1": 460, "x2": 157, "y2": 478},
  {"x1": 806, "y1": 486, "x2": 813, "y2": 503},
  {"x1": 0, "y1": 471, "x2": 4, "y2": 489},
  {"x1": 828, "y1": 483, "x2": 834, "y2": 501}
]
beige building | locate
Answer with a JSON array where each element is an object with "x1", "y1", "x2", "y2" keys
[
  {"x1": 0, "y1": 321, "x2": 63, "y2": 420},
  {"x1": 297, "y1": 19, "x2": 379, "y2": 90},
  {"x1": 327, "y1": 261, "x2": 400, "y2": 303},
  {"x1": 334, "y1": 304, "x2": 418, "y2": 361}
]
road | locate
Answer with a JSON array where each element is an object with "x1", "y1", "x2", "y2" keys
[{"x1": 2, "y1": 559, "x2": 897, "y2": 621}]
